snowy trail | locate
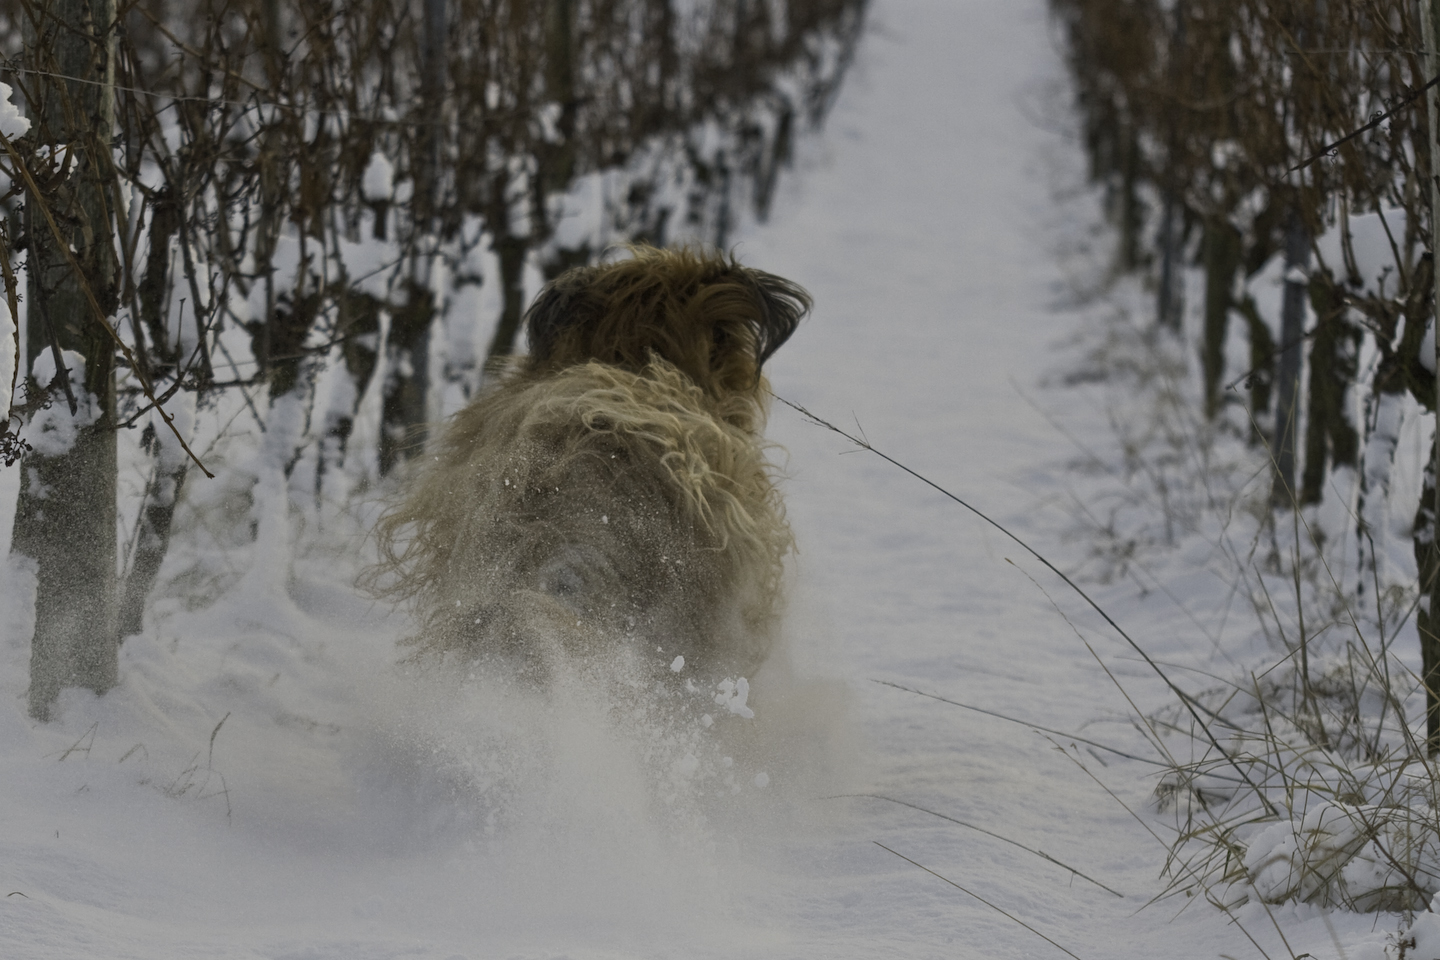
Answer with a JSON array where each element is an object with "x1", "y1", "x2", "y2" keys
[
  {"x1": 0, "y1": 2, "x2": 1383, "y2": 959},
  {"x1": 731, "y1": 2, "x2": 1210, "y2": 956},
  {"x1": 723, "y1": 1, "x2": 1335, "y2": 957}
]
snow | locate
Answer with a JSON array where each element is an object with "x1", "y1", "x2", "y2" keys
[
  {"x1": 1, "y1": 1, "x2": 1431, "y2": 958},
  {"x1": 1315, "y1": 207, "x2": 1408, "y2": 299},
  {"x1": 713, "y1": 677, "x2": 754, "y2": 719},
  {"x1": 362, "y1": 151, "x2": 395, "y2": 203},
  {"x1": 0, "y1": 81, "x2": 29, "y2": 140},
  {"x1": 24, "y1": 349, "x2": 100, "y2": 457},
  {"x1": 1411, "y1": 903, "x2": 1440, "y2": 958},
  {"x1": 0, "y1": 289, "x2": 12, "y2": 423}
]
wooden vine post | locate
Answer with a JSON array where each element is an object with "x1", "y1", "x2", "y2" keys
[
  {"x1": 1421, "y1": 0, "x2": 1440, "y2": 754},
  {"x1": 11, "y1": 0, "x2": 121, "y2": 719}
]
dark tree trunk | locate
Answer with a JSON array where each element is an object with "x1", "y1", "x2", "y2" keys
[
  {"x1": 379, "y1": 282, "x2": 433, "y2": 475},
  {"x1": 117, "y1": 446, "x2": 187, "y2": 640},
  {"x1": 543, "y1": 0, "x2": 577, "y2": 193},
  {"x1": 1201, "y1": 219, "x2": 1240, "y2": 418},
  {"x1": 482, "y1": 232, "x2": 529, "y2": 372},
  {"x1": 1272, "y1": 211, "x2": 1310, "y2": 505},
  {"x1": 1114, "y1": 127, "x2": 1144, "y2": 274},
  {"x1": 116, "y1": 186, "x2": 186, "y2": 640},
  {"x1": 418, "y1": 0, "x2": 446, "y2": 229},
  {"x1": 1420, "y1": 0, "x2": 1440, "y2": 756},
  {"x1": 1416, "y1": 441, "x2": 1440, "y2": 752},
  {"x1": 11, "y1": 0, "x2": 120, "y2": 719},
  {"x1": 315, "y1": 290, "x2": 382, "y2": 497},
  {"x1": 375, "y1": 0, "x2": 445, "y2": 475},
  {"x1": 1155, "y1": 0, "x2": 1185, "y2": 334},
  {"x1": 1237, "y1": 292, "x2": 1276, "y2": 447},
  {"x1": 1299, "y1": 282, "x2": 1359, "y2": 506}
]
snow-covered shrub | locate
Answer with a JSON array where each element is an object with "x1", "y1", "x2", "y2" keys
[{"x1": 1059, "y1": 246, "x2": 1439, "y2": 915}]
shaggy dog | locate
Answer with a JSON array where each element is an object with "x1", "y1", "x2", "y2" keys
[{"x1": 372, "y1": 246, "x2": 811, "y2": 685}]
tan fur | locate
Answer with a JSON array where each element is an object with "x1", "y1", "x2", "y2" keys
[{"x1": 370, "y1": 246, "x2": 809, "y2": 681}]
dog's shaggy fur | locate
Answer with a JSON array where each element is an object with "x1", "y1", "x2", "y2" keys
[{"x1": 371, "y1": 246, "x2": 810, "y2": 682}]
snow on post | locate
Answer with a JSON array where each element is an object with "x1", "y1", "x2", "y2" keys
[
  {"x1": 0, "y1": 83, "x2": 24, "y2": 425},
  {"x1": 0, "y1": 295, "x2": 13, "y2": 426},
  {"x1": 362, "y1": 151, "x2": 395, "y2": 203},
  {"x1": 0, "y1": 82, "x2": 29, "y2": 140},
  {"x1": 26, "y1": 350, "x2": 100, "y2": 457}
]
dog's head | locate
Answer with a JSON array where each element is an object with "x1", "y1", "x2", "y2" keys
[
  {"x1": 521, "y1": 245, "x2": 810, "y2": 411},
  {"x1": 371, "y1": 247, "x2": 808, "y2": 683}
]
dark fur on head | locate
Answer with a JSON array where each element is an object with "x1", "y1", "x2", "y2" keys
[{"x1": 523, "y1": 245, "x2": 811, "y2": 402}]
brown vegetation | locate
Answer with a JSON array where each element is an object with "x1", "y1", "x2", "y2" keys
[{"x1": 0, "y1": 0, "x2": 866, "y2": 716}]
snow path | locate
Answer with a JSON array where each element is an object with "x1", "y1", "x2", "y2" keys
[
  {"x1": 0, "y1": 2, "x2": 1395, "y2": 959},
  {"x1": 731, "y1": 3, "x2": 1266, "y2": 956}
]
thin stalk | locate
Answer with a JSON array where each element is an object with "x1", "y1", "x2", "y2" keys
[
  {"x1": 778, "y1": 393, "x2": 1280, "y2": 815},
  {"x1": 834, "y1": 794, "x2": 1124, "y2": 897},
  {"x1": 873, "y1": 842, "x2": 1088, "y2": 960},
  {"x1": 873, "y1": 679, "x2": 1165, "y2": 766}
]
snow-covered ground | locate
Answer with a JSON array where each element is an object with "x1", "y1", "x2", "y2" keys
[{"x1": 0, "y1": 1, "x2": 1421, "y2": 958}]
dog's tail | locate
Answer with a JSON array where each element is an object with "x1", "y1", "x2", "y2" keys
[{"x1": 521, "y1": 245, "x2": 811, "y2": 400}]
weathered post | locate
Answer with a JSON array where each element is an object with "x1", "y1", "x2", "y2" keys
[
  {"x1": 1418, "y1": 0, "x2": 1440, "y2": 754},
  {"x1": 11, "y1": 0, "x2": 121, "y2": 719}
]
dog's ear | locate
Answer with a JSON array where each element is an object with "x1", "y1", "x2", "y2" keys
[
  {"x1": 734, "y1": 268, "x2": 811, "y2": 374},
  {"x1": 523, "y1": 267, "x2": 604, "y2": 369},
  {"x1": 692, "y1": 263, "x2": 811, "y2": 394}
]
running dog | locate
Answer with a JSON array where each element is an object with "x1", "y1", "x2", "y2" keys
[{"x1": 371, "y1": 246, "x2": 810, "y2": 683}]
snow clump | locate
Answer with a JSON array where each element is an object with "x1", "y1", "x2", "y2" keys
[
  {"x1": 714, "y1": 677, "x2": 754, "y2": 719},
  {"x1": 1244, "y1": 802, "x2": 1440, "y2": 911},
  {"x1": 362, "y1": 151, "x2": 395, "y2": 202},
  {"x1": 0, "y1": 83, "x2": 29, "y2": 139},
  {"x1": 25, "y1": 349, "x2": 100, "y2": 457}
]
